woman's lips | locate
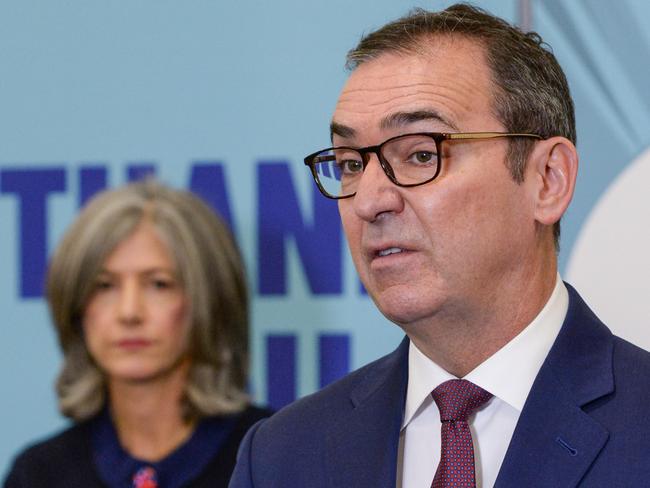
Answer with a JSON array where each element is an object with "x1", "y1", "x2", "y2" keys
[{"x1": 116, "y1": 338, "x2": 152, "y2": 350}]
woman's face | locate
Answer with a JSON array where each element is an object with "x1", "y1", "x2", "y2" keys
[{"x1": 83, "y1": 220, "x2": 191, "y2": 385}]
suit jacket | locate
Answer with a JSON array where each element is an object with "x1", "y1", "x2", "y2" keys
[
  {"x1": 230, "y1": 285, "x2": 650, "y2": 487},
  {"x1": 4, "y1": 406, "x2": 271, "y2": 488}
]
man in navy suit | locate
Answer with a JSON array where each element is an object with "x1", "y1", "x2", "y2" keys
[{"x1": 231, "y1": 4, "x2": 650, "y2": 487}]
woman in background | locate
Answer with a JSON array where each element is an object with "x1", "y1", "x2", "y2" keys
[{"x1": 5, "y1": 181, "x2": 270, "y2": 487}]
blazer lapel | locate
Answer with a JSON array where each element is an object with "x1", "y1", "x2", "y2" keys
[
  {"x1": 326, "y1": 337, "x2": 409, "y2": 488},
  {"x1": 495, "y1": 284, "x2": 614, "y2": 487}
]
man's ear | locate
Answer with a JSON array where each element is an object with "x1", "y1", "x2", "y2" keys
[{"x1": 528, "y1": 136, "x2": 578, "y2": 226}]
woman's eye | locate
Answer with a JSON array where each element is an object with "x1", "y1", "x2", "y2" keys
[
  {"x1": 94, "y1": 280, "x2": 113, "y2": 291},
  {"x1": 151, "y1": 278, "x2": 175, "y2": 290}
]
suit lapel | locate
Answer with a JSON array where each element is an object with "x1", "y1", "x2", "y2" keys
[
  {"x1": 495, "y1": 284, "x2": 614, "y2": 487},
  {"x1": 326, "y1": 337, "x2": 409, "y2": 488}
]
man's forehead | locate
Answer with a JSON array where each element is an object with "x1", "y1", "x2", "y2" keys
[
  {"x1": 338, "y1": 53, "x2": 441, "y2": 95},
  {"x1": 331, "y1": 39, "x2": 493, "y2": 138}
]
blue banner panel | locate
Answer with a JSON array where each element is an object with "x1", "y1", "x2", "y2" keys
[
  {"x1": 266, "y1": 334, "x2": 297, "y2": 410},
  {"x1": 1, "y1": 168, "x2": 66, "y2": 298},
  {"x1": 257, "y1": 162, "x2": 342, "y2": 295},
  {"x1": 319, "y1": 334, "x2": 350, "y2": 389}
]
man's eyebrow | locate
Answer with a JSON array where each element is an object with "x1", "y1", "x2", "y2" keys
[
  {"x1": 380, "y1": 110, "x2": 460, "y2": 132},
  {"x1": 330, "y1": 121, "x2": 355, "y2": 142},
  {"x1": 329, "y1": 110, "x2": 459, "y2": 143}
]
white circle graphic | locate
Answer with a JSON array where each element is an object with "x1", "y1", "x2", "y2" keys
[{"x1": 566, "y1": 147, "x2": 650, "y2": 351}]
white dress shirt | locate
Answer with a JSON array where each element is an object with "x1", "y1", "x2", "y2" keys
[{"x1": 397, "y1": 276, "x2": 569, "y2": 488}]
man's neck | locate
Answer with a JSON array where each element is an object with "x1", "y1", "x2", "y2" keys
[{"x1": 403, "y1": 255, "x2": 558, "y2": 377}]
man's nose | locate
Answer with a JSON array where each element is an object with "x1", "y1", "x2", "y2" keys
[
  {"x1": 117, "y1": 281, "x2": 144, "y2": 326},
  {"x1": 352, "y1": 154, "x2": 404, "y2": 222}
]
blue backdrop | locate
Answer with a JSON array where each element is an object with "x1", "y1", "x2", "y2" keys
[{"x1": 2, "y1": 0, "x2": 649, "y2": 476}]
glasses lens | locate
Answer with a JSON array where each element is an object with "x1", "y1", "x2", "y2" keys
[
  {"x1": 311, "y1": 147, "x2": 363, "y2": 197},
  {"x1": 381, "y1": 134, "x2": 439, "y2": 185}
]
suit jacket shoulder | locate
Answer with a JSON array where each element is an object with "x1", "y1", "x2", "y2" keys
[
  {"x1": 230, "y1": 338, "x2": 410, "y2": 488},
  {"x1": 495, "y1": 283, "x2": 650, "y2": 487}
]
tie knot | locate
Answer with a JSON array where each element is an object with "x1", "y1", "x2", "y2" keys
[{"x1": 432, "y1": 379, "x2": 492, "y2": 422}]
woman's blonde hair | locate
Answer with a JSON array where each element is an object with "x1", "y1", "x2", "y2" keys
[{"x1": 47, "y1": 180, "x2": 249, "y2": 421}]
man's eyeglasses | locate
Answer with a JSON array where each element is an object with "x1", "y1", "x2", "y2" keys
[{"x1": 303, "y1": 132, "x2": 543, "y2": 199}]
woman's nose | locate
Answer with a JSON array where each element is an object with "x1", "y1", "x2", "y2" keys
[{"x1": 117, "y1": 281, "x2": 144, "y2": 326}]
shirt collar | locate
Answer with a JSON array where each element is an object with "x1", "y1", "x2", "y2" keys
[{"x1": 402, "y1": 275, "x2": 568, "y2": 429}]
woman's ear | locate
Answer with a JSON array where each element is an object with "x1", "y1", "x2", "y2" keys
[{"x1": 528, "y1": 136, "x2": 579, "y2": 226}]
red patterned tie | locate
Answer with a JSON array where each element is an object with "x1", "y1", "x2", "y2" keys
[
  {"x1": 431, "y1": 379, "x2": 493, "y2": 488},
  {"x1": 132, "y1": 466, "x2": 158, "y2": 488}
]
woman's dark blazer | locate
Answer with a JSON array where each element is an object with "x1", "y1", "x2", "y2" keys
[{"x1": 4, "y1": 406, "x2": 271, "y2": 488}]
